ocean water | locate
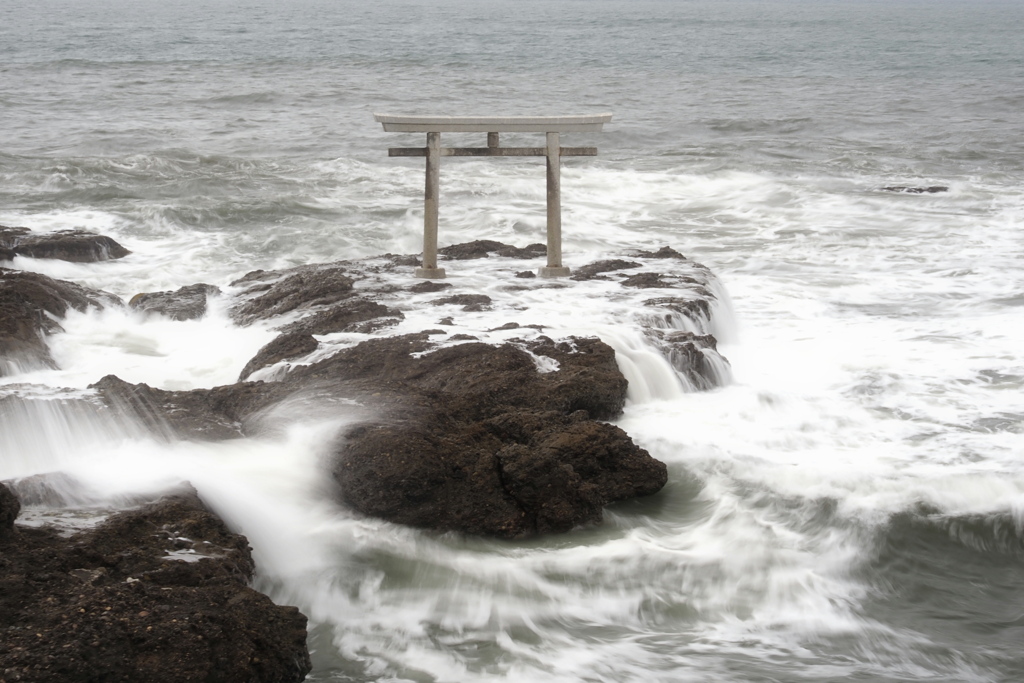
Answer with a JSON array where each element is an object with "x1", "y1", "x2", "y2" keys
[{"x1": 3, "y1": 0, "x2": 1024, "y2": 681}]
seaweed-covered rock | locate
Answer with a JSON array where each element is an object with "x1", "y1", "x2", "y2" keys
[{"x1": 0, "y1": 486, "x2": 311, "y2": 683}]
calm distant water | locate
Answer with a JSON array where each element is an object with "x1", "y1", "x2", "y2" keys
[{"x1": 3, "y1": 1, "x2": 1024, "y2": 681}]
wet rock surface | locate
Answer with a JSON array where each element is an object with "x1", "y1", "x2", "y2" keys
[
  {"x1": 129, "y1": 283, "x2": 221, "y2": 321},
  {"x1": 0, "y1": 226, "x2": 130, "y2": 263},
  {"x1": 0, "y1": 269, "x2": 123, "y2": 375},
  {"x1": 0, "y1": 483, "x2": 311, "y2": 683}
]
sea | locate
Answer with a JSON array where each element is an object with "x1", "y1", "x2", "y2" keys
[{"x1": 2, "y1": 0, "x2": 1024, "y2": 681}]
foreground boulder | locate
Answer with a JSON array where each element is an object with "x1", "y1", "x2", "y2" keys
[
  {"x1": 0, "y1": 226, "x2": 130, "y2": 262},
  {"x1": 0, "y1": 269, "x2": 123, "y2": 375},
  {"x1": 0, "y1": 482, "x2": 311, "y2": 683}
]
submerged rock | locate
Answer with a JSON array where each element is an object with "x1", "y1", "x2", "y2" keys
[
  {"x1": 0, "y1": 483, "x2": 311, "y2": 683},
  {"x1": 0, "y1": 269, "x2": 123, "y2": 375},
  {"x1": 879, "y1": 185, "x2": 949, "y2": 194},
  {"x1": 0, "y1": 226, "x2": 130, "y2": 262},
  {"x1": 129, "y1": 283, "x2": 221, "y2": 321}
]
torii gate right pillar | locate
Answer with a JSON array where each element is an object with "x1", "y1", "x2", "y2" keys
[{"x1": 540, "y1": 131, "x2": 570, "y2": 278}]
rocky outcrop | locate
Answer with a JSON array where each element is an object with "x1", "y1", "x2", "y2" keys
[
  {"x1": 293, "y1": 334, "x2": 664, "y2": 537},
  {"x1": 0, "y1": 226, "x2": 130, "y2": 262},
  {"x1": 129, "y1": 283, "x2": 221, "y2": 321},
  {"x1": 0, "y1": 269, "x2": 123, "y2": 375},
  {"x1": 82, "y1": 241, "x2": 733, "y2": 537},
  {"x1": 0, "y1": 483, "x2": 311, "y2": 683}
]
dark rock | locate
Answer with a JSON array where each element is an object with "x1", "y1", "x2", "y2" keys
[
  {"x1": 0, "y1": 483, "x2": 19, "y2": 538},
  {"x1": 409, "y1": 281, "x2": 452, "y2": 294},
  {"x1": 620, "y1": 272, "x2": 669, "y2": 288},
  {"x1": 230, "y1": 264, "x2": 355, "y2": 325},
  {"x1": 438, "y1": 240, "x2": 546, "y2": 260},
  {"x1": 629, "y1": 246, "x2": 688, "y2": 260},
  {"x1": 515, "y1": 271, "x2": 536, "y2": 279},
  {"x1": 570, "y1": 259, "x2": 641, "y2": 281},
  {"x1": 284, "y1": 335, "x2": 664, "y2": 537},
  {"x1": 0, "y1": 486, "x2": 311, "y2": 683},
  {"x1": 278, "y1": 299, "x2": 403, "y2": 336},
  {"x1": 432, "y1": 294, "x2": 492, "y2": 311},
  {"x1": 129, "y1": 283, "x2": 221, "y2": 321},
  {"x1": 0, "y1": 227, "x2": 130, "y2": 262},
  {"x1": 438, "y1": 317, "x2": 455, "y2": 326},
  {"x1": 489, "y1": 322, "x2": 521, "y2": 331},
  {"x1": 880, "y1": 185, "x2": 949, "y2": 194},
  {"x1": 239, "y1": 333, "x2": 319, "y2": 381},
  {"x1": 0, "y1": 269, "x2": 123, "y2": 375}
]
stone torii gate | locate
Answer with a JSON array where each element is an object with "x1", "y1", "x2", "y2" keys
[{"x1": 373, "y1": 113, "x2": 612, "y2": 278}]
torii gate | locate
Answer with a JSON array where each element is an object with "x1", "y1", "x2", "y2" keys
[{"x1": 374, "y1": 114, "x2": 612, "y2": 279}]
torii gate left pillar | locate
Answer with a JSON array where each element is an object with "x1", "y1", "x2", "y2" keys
[{"x1": 374, "y1": 114, "x2": 612, "y2": 279}]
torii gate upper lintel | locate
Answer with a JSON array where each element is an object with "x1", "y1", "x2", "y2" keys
[{"x1": 373, "y1": 113, "x2": 612, "y2": 279}]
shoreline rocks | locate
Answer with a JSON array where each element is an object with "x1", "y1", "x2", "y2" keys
[{"x1": 1, "y1": 234, "x2": 731, "y2": 677}]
